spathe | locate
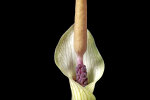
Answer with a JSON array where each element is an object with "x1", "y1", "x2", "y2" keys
[{"x1": 54, "y1": 25, "x2": 104, "y2": 100}]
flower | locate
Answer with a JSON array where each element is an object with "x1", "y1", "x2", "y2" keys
[{"x1": 54, "y1": 25, "x2": 104, "y2": 100}]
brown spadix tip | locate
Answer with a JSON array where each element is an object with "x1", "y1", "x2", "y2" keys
[{"x1": 74, "y1": 0, "x2": 87, "y2": 57}]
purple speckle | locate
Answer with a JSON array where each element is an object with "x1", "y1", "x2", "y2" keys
[
  {"x1": 81, "y1": 73, "x2": 86, "y2": 78},
  {"x1": 83, "y1": 81, "x2": 88, "y2": 85},
  {"x1": 81, "y1": 66, "x2": 86, "y2": 72},
  {"x1": 76, "y1": 75, "x2": 80, "y2": 80},
  {"x1": 75, "y1": 64, "x2": 88, "y2": 87}
]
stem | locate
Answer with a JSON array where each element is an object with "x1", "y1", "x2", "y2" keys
[{"x1": 77, "y1": 55, "x2": 83, "y2": 65}]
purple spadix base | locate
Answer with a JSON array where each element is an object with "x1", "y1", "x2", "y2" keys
[{"x1": 75, "y1": 64, "x2": 88, "y2": 87}]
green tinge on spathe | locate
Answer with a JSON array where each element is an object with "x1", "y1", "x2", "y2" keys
[{"x1": 54, "y1": 25, "x2": 104, "y2": 100}]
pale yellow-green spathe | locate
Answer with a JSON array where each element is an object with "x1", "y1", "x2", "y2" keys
[{"x1": 54, "y1": 25, "x2": 104, "y2": 100}]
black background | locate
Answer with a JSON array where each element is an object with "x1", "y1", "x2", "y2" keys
[{"x1": 3, "y1": 0, "x2": 141, "y2": 99}]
